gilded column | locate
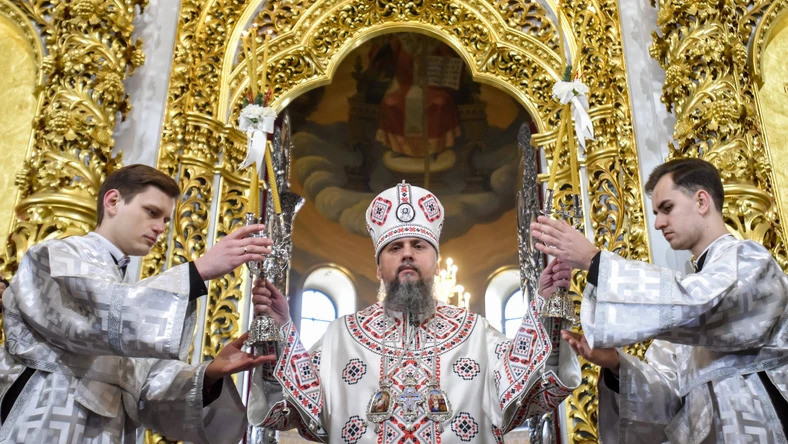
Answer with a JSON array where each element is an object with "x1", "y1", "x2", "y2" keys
[
  {"x1": 650, "y1": 0, "x2": 787, "y2": 268},
  {"x1": 202, "y1": 132, "x2": 250, "y2": 359},
  {"x1": 0, "y1": 0, "x2": 147, "y2": 274},
  {"x1": 140, "y1": 0, "x2": 251, "y2": 277},
  {"x1": 557, "y1": 1, "x2": 652, "y2": 442}
]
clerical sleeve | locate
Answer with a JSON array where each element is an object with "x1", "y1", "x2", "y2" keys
[
  {"x1": 135, "y1": 359, "x2": 246, "y2": 444},
  {"x1": 597, "y1": 341, "x2": 684, "y2": 444},
  {"x1": 581, "y1": 241, "x2": 788, "y2": 350},
  {"x1": 253, "y1": 321, "x2": 327, "y2": 442},
  {"x1": 489, "y1": 301, "x2": 581, "y2": 433},
  {"x1": 5, "y1": 239, "x2": 193, "y2": 362}
]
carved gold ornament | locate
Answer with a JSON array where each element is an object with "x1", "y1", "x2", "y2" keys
[
  {"x1": 0, "y1": 0, "x2": 148, "y2": 276},
  {"x1": 651, "y1": 0, "x2": 787, "y2": 270},
  {"x1": 144, "y1": 0, "x2": 656, "y2": 442}
]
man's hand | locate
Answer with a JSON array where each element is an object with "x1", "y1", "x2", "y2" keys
[
  {"x1": 204, "y1": 332, "x2": 276, "y2": 388},
  {"x1": 561, "y1": 330, "x2": 620, "y2": 373},
  {"x1": 531, "y1": 216, "x2": 600, "y2": 270},
  {"x1": 194, "y1": 224, "x2": 274, "y2": 280},
  {"x1": 539, "y1": 258, "x2": 572, "y2": 298},
  {"x1": 252, "y1": 279, "x2": 291, "y2": 327}
]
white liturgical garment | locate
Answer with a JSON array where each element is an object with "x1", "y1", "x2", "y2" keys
[
  {"x1": 249, "y1": 300, "x2": 580, "y2": 443},
  {"x1": 0, "y1": 233, "x2": 246, "y2": 443},
  {"x1": 583, "y1": 234, "x2": 788, "y2": 443}
]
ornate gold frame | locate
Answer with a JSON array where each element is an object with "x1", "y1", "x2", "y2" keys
[
  {"x1": 751, "y1": 0, "x2": 788, "y2": 257},
  {"x1": 0, "y1": 0, "x2": 147, "y2": 275},
  {"x1": 651, "y1": 0, "x2": 788, "y2": 269},
  {"x1": 148, "y1": 1, "x2": 649, "y2": 442}
]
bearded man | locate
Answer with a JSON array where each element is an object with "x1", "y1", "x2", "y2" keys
[{"x1": 248, "y1": 181, "x2": 580, "y2": 443}]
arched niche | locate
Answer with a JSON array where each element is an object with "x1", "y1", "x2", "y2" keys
[
  {"x1": 0, "y1": 1, "x2": 43, "y2": 246},
  {"x1": 219, "y1": 0, "x2": 569, "y2": 136},
  {"x1": 753, "y1": 1, "x2": 788, "y2": 249}
]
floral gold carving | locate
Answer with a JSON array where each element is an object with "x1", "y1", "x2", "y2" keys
[
  {"x1": 651, "y1": 0, "x2": 787, "y2": 270},
  {"x1": 0, "y1": 0, "x2": 146, "y2": 277},
  {"x1": 154, "y1": 0, "x2": 653, "y2": 442}
]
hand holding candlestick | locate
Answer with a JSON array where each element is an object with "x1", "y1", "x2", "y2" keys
[
  {"x1": 533, "y1": 189, "x2": 581, "y2": 324},
  {"x1": 243, "y1": 213, "x2": 284, "y2": 353}
]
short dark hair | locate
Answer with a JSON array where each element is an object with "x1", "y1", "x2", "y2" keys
[
  {"x1": 96, "y1": 165, "x2": 180, "y2": 225},
  {"x1": 0, "y1": 278, "x2": 9, "y2": 287},
  {"x1": 644, "y1": 158, "x2": 724, "y2": 212}
]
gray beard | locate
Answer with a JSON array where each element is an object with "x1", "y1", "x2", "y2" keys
[{"x1": 383, "y1": 276, "x2": 435, "y2": 323}]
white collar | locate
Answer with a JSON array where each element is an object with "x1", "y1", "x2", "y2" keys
[
  {"x1": 692, "y1": 233, "x2": 734, "y2": 270},
  {"x1": 87, "y1": 232, "x2": 128, "y2": 266}
]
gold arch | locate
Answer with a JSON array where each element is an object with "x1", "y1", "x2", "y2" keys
[
  {"x1": 751, "y1": 0, "x2": 788, "y2": 83},
  {"x1": 0, "y1": 0, "x2": 45, "y2": 244},
  {"x1": 0, "y1": 1, "x2": 44, "y2": 78},
  {"x1": 219, "y1": 0, "x2": 567, "y2": 133},
  {"x1": 751, "y1": 0, "x2": 788, "y2": 257},
  {"x1": 149, "y1": 1, "x2": 650, "y2": 443}
]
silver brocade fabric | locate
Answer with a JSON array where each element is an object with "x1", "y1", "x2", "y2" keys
[
  {"x1": 583, "y1": 234, "x2": 788, "y2": 443},
  {"x1": 0, "y1": 233, "x2": 246, "y2": 443},
  {"x1": 249, "y1": 301, "x2": 581, "y2": 443}
]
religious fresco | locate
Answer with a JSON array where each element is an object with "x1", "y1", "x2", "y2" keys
[{"x1": 285, "y1": 32, "x2": 532, "y2": 306}]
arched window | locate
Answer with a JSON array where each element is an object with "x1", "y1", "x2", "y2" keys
[
  {"x1": 484, "y1": 267, "x2": 523, "y2": 333},
  {"x1": 299, "y1": 265, "x2": 357, "y2": 349},
  {"x1": 502, "y1": 289, "x2": 526, "y2": 338},
  {"x1": 300, "y1": 289, "x2": 338, "y2": 349}
]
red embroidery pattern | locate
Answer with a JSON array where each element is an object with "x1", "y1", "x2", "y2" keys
[
  {"x1": 503, "y1": 371, "x2": 574, "y2": 433},
  {"x1": 370, "y1": 197, "x2": 393, "y2": 226},
  {"x1": 341, "y1": 415, "x2": 367, "y2": 443},
  {"x1": 274, "y1": 324, "x2": 323, "y2": 425},
  {"x1": 498, "y1": 301, "x2": 551, "y2": 410},
  {"x1": 375, "y1": 225, "x2": 439, "y2": 252},
  {"x1": 451, "y1": 412, "x2": 479, "y2": 441},
  {"x1": 398, "y1": 183, "x2": 411, "y2": 204},
  {"x1": 342, "y1": 358, "x2": 367, "y2": 385},
  {"x1": 418, "y1": 194, "x2": 441, "y2": 222},
  {"x1": 345, "y1": 304, "x2": 476, "y2": 356},
  {"x1": 452, "y1": 358, "x2": 481, "y2": 381}
]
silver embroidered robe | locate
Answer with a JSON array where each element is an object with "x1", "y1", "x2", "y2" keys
[
  {"x1": 0, "y1": 233, "x2": 246, "y2": 443},
  {"x1": 582, "y1": 234, "x2": 788, "y2": 443},
  {"x1": 248, "y1": 301, "x2": 580, "y2": 443}
]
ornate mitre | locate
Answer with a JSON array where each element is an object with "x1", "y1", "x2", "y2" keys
[{"x1": 365, "y1": 180, "x2": 445, "y2": 259}]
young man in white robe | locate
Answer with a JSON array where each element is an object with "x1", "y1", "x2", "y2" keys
[
  {"x1": 248, "y1": 181, "x2": 581, "y2": 443},
  {"x1": 0, "y1": 164, "x2": 275, "y2": 443},
  {"x1": 532, "y1": 158, "x2": 788, "y2": 443}
]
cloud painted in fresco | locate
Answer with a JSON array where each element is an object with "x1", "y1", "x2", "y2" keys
[{"x1": 292, "y1": 121, "x2": 521, "y2": 242}]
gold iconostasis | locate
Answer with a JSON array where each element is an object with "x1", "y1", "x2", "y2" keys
[{"x1": 1, "y1": 1, "x2": 788, "y2": 443}]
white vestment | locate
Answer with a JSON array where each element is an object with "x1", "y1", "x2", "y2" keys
[
  {"x1": 249, "y1": 301, "x2": 580, "y2": 443},
  {"x1": 0, "y1": 233, "x2": 246, "y2": 443},
  {"x1": 583, "y1": 234, "x2": 788, "y2": 443}
]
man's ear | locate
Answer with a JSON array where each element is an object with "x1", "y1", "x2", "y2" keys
[
  {"x1": 103, "y1": 189, "x2": 122, "y2": 219},
  {"x1": 697, "y1": 190, "x2": 713, "y2": 216},
  {"x1": 376, "y1": 266, "x2": 382, "y2": 281}
]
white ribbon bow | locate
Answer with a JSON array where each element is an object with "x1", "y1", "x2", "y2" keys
[
  {"x1": 552, "y1": 80, "x2": 595, "y2": 150},
  {"x1": 238, "y1": 104, "x2": 277, "y2": 178}
]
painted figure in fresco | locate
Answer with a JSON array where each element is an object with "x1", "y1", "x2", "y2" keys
[
  {"x1": 248, "y1": 181, "x2": 581, "y2": 443},
  {"x1": 369, "y1": 34, "x2": 462, "y2": 158},
  {"x1": 0, "y1": 165, "x2": 275, "y2": 443},
  {"x1": 532, "y1": 158, "x2": 788, "y2": 443}
]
